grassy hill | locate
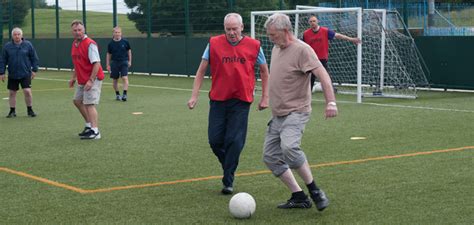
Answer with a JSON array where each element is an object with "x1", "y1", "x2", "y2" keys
[{"x1": 6, "y1": 9, "x2": 143, "y2": 39}]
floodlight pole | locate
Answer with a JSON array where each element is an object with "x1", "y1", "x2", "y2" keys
[
  {"x1": 55, "y1": 0, "x2": 59, "y2": 39},
  {"x1": 113, "y1": 0, "x2": 118, "y2": 27},
  {"x1": 31, "y1": 0, "x2": 35, "y2": 39},
  {"x1": 82, "y1": 0, "x2": 87, "y2": 32},
  {"x1": 0, "y1": 2, "x2": 2, "y2": 51},
  {"x1": 9, "y1": 0, "x2": 13, "y2": 40}
]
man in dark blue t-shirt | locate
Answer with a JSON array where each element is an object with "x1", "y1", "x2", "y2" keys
[{"x1": 106, "y1": 26, "x2": 132, "y2": 101}]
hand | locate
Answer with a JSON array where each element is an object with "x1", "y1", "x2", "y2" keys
[
  {"x1": 106, "y1": 65, "x2": 111, "y2": 72},
  {"x1": 68, "y1": 79, "x2": 76, "y2": 88},
  {"x1": 128, "y1": 61, "x2": 132, "y2": 68},
  {"x1": 257, "y1": 96, "x2": 269, "y2": 111},
  {"x1": 31, "y1": 72, "x2": 36, "y2": 80},
  {"x1": 325, "y1": 104, "x2": 338, "y2": 119},
  {"x1": 84, "y1": 80, "x2": 93, "y2": 91},
  {"x1": 187, "y1": 97, "x2": 198, "y2": 110},
  {"x1": 352, "y1": 38, "x2": 361, "y2": 45}
]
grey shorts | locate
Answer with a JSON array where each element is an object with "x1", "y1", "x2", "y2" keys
[
  {"x1": 263, "y1": 112, "x2": 310, "y2": 177},
  {"x1": 73, "y1": 80, "x2": 102, "y2": 105}
]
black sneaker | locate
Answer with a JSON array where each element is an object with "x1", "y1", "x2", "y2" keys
[
  {"x1": 27, "y1": 110, "x2": 37, "y2": 117},
  {"x1": 6, "y1": 112, "x2": 16, "y2": 118},
  {"x1": 121, "y1": 94, "x2": 127, "y2": 102},
  {"x1": 277, "y1": 196, "x2": 312, "y2": 209},
  {"x1": 221, "y1": 186, "x2": 233, "y2": 195},
  {"x1": 80, "y1": 130, "x2": 101, "y2": 140},
  {"x1": 310, "y1": 189, "x2": 329, "y2": 211},
  {"x1": 116, "y1": 95, "x2": 121, "y2": 101},
  {"x1": 78, "y1": 127, "x2": 92, "y2": 136}
]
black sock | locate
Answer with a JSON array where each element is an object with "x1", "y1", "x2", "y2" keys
[
  {"x1": 115, "y1": 91, "x2": 120, "y2": 96},
  {"x1": 10, "y1": 107, "x2": 15, "y2": 113},
  {"x1": 306, "y1": 180, "x2": 320, "y2": 192},
  {"x1": 27, "y1": 106, "x2": 33, "y2": 112},
  {"x1": 123, "y1": 90, "x2": 127, "y2": 95},
  {"x1": 291, "y1": 191, "x2": 307, "y2": 200}
]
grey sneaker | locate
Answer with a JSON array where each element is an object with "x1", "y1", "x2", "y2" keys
[
  {"x1": 221, "y1": 186, "x2": 233, "y2": 195},
  {"x1": 116, "y1": 95, "x2": 121, "y2": 101},
  {"x1": 310, "y1": 189, "x2": 329, "y2": 211}
]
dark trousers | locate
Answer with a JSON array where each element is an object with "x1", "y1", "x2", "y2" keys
[
  {"x1": 208, "y1": 99, "x2": 250, "y2": 187},
  {"x1": 311, "y1": 59, "x2": 328, "y2": 90}
]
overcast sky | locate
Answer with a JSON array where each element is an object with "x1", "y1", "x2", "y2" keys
[{"x1": 45, "y1": 0, "x2": 131, "y2": 14}]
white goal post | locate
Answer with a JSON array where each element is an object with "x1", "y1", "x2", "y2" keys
[{"x1": 251, "y1": 7, "x2": 364, "y2": 103}]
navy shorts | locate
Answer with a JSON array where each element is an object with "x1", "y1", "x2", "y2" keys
[
  {"x1": 110, "y1": 60, "x2": 129, "y2": 79},
  {"x1": 8, "y1": 76, "x2": 31, "y2": 91}
]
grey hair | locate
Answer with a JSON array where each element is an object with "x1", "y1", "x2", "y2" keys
[
  {"x1": 264, "y1": 13, "x2": 293, "y2": 32},
  {"x1": 71, "y1": 19, "x2": 84, "y2": 27},
  {"x1": 224, "y1": 13, "x2": 243, "y2": 25},
  {"x1": 11, "y1": 27, "x2": 23, "y2": 36}
]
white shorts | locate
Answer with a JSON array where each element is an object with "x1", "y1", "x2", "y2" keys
[{"x1": 74, "y1": 80, "x2": 102, "y2": 105}]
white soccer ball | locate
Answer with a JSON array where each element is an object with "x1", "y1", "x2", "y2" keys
[{"x1": 229, "y1": 192, "x2": 256, "y2": 219}]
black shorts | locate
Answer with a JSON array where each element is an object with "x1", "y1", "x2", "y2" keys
[
  {"x1": 110, "y1": 60, "x2": 129, "y2": 79},
  {"x1": 8, "y1": 76, "x2": 31, "y2": 91}
]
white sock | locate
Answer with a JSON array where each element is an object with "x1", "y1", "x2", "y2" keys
[
  {"x1": 91, "y1": 127, "x2": 99, "y2": 133},
  {"x1": 85, "y1": 122, "x2": 91, "y2": 128}
]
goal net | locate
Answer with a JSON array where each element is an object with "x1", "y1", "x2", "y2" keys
[{"x1": 251, "y1": 6, "x2": 429, "y2": 103}]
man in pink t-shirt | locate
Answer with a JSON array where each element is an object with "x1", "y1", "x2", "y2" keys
[{"x1": 263, "y1": 13, "x2": 338, "y2": 212}]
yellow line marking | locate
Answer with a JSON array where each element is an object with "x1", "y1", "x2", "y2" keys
[
  {"x1": 0, "y1": 167, "x2": 88, "y2": 194},
  {"x1": 1, "y1": 146, "x2": 473, "y2": 194}
]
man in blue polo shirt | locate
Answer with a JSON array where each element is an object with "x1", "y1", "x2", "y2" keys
[
  {"x1": 0, "y1": 27, "x2": 39, "y2": 118},
  {"x1": 106, "y1": 26, "x2": 132, "y2": 101}
]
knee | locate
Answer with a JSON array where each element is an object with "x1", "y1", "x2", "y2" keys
[
  {"x1": 73, "y1": 99, "x2": 82, "y2": 107},
  {"x1": 281, "y1": 148, "x2": 306, "y2": 169},
  {"x1": 263, "y1": 155, "x2": 288, "y2": 177},
  {"x1": 9, "y1": 91, "x2": 17, "y2": 97},
  {"x1": 23, "y1": 90, "x2": 32, "y2": 98}
]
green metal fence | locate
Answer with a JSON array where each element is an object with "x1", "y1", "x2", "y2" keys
[{"x1": 1, "y1": 0, "x2": 474, "y2": 89}]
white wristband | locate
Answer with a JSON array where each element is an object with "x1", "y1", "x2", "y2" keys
[{"x1": 327, "y1": 102, "x2": 337, "y2": 106}]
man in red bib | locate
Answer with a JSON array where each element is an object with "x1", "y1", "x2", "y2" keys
[
  {"x1": 69, "y1": 20, "x2": 104, "y2": 140},
  {"x1": 303, "y1": 15, "x2": 361, "y2": 92},
  {"x1": 188, "y1": 13, "x2": 269, "y2": 195}
]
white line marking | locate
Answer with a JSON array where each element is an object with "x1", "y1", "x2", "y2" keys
[{"x1": 36, "y1": 77, "x2": 474, "y2": 113}]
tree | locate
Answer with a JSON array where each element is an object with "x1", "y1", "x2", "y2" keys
[
  {"x1": 35, "y1": 0, "x2": 59, "y2": 9},
  {"x1": 1, "y1": 0, "x2": 31, "y2": 27},
  {"x1": 124, "y1": 0, "x2": 280, "y2": 36}
]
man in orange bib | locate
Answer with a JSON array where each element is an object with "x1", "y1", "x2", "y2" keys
[
  {"x1": 188, "y1": 13, "x2": 269, "y2": 195},
  {"x1": 69, "y1": 20, "x2": 105, "y2": 140},
  {"x1": 303, "y1": 15, "x2": 361, "y2": 92}
]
